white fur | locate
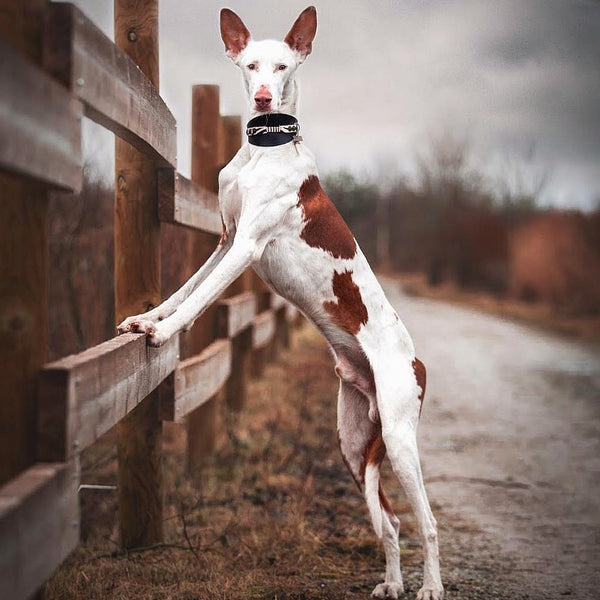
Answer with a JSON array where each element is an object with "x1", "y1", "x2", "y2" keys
[{"x1": 118, "y1": 8, "x2": 443, "y2": 599}]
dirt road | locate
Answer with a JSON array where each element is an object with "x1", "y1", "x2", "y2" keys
[{"x1": 382, "y1": 278, "x2": 600, "y2": 599}]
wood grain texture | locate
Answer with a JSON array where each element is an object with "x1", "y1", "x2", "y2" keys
[
  {"x1": 220, "y1": 115, "x2": 242, "y2": 168},
  {"x1": 157, "y1": 169, "x2": 222, "y2": 234},
  {"x1": 0, "y1": 40, "x2": 83, "y2": 191},
  {"x1": 0, "y1": 462, "x2": 79, "y2": 600},
  {"x1": 37, "y1": 333, "x2": 179, "y2": 461},
  {"x1": 114, "y1": 142, "x2": 161, "y2": 322},
  {"x1": 216, "y1": 115, "x2": 253, "y2": 411},
  {"x1": 225, "y1": 329, "x2": 253, "y2": 412},
  {"x1": 185, "y1": 85, "x2": 224, "y2": 471},
  {"x1": 0, "y1": 182, "x2": 47, "y2": 485},
  {"x1": 0, "y1": 0, "x2": 48, "y2": 488},
  {"x1": 161, "y1": 339, "x2": 231, "y2": 423},
  {"x1": 217, "y1": 292, "x2": 257, "y2": 338},
  {"x1": 43, "y1": 3, "x2": 176, "y2": 167},
  {"x1": 114, "y1": 0, "x2": 163, "y2": 549}
]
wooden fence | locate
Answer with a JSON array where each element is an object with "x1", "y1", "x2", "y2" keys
[{"x1": 0, "y1": 2, "x2": 299, "y2": 598}]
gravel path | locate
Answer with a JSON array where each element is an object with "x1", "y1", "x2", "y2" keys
[{"x1": 382, "y1": 278, "x2": 600, "y2": 600}]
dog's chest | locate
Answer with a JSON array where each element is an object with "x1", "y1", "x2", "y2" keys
[{"x1": 254, "y1": 175, "x2": 369, "y2": 323}]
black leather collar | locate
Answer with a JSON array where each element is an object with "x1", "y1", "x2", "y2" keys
[{"x1": 246, "y1": 113, "x2": 301, "y2": 147}]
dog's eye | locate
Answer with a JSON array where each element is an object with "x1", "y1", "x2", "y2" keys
[
  {"x1": 277, "y1": 64, "x2": 288, "y2": 71},
  {"x1": 247, "y1": 63, "x2": 257, "y2": 71}
]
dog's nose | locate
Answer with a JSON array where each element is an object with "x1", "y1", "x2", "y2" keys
[{"x1": 254, "y1": 87, "x2": 272, "y2": 110}]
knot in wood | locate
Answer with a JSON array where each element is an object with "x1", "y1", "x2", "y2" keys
[{"x1": 127, "y1": 28, "x2": 138, "y2": 42}]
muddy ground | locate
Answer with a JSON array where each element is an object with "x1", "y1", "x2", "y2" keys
[{"x1": 44, "y1": 281, "x2": 600, "y2": 599}]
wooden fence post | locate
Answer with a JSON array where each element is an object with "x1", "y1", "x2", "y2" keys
[
  {"x1": 0, "y1": 0, "x2": 48, "y2": 487},
  {"x1": 219, "y1": 115, "x2": 254, "y2": 412},
  {"x1": 114, "y1": 0, "x2": 163, "y2": 548},
  {"x1": 251, "y1": 280, "x2": 272, "y2": 378},
  {"x1": 185, "y1": 85, "x2": 222, "y2": 473}
]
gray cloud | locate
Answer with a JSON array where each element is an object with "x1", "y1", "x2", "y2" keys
[{"x1": 68, "y1": 0, "x2": 600, "y2": 209}]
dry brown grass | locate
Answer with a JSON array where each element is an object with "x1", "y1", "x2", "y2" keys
[
  {"x1": 397, "y1": 272, "x2": 600, "y2": 343},
  {"x1": 43, "y1": 324, "x2": 419, "y2": 600}
]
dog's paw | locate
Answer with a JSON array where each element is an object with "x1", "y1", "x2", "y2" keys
[
  {"x1": 117, "y1": 316, "x2": 137, "y2": 334},
  {"x1": 146, "y1": 325, "x2": 169, "y2": 348},
  {"x1": 118, "y1": 317, "x2": 156, "y2": 335},
  {"x1": 131, "y1": 319, "x2": 156, "y2": 334},
  {"x1": 416, "y1": 586, "x2": 444, "y2": 600},
  {"x1": 372, "y1": 582, "x2": 404, "y2": 599}
]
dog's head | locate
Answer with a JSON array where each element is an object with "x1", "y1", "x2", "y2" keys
[{"x1": 220, "y1": 6, "x2": 317, "y2": 116}]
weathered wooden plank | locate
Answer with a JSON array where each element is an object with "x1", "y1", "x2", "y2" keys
[
  {"x1": 113, "y1": 0, "x2": 164, "y2": 549},
  {"x1": 161, "y1": 339, "x2": 231, "y2": 423},
  {"x1": 157, "y1": 169, "x2": 222, "y2": 234},
  {"x1": 253, "y1": 309, "x2": 276, "y2": 349},
  {"x1": 43, "y1": 3, "x2": 176, "y2": 167},
  {"x1": 0, "y1": 0, "x2": 51, "y2": 488},
  {"x1": 220, "y1": 115, "x2": 241, "y2": 168},
  {"x1": 0, "y1": 462, "x2": 79, "y2": 600},
  {"x1": 0, "y1": 39, "x2": 82, "y2": 191},
  {"x1": 185, "y1": 84, "x2": 223, "y2": 471},
  {"x1": 37, "y1": 333, "x2": 179, "y2": 461},
  {"x1": 217, "y1": 292, "x2": 256, "y2": 338}
]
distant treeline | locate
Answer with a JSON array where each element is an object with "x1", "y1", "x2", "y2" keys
[{"x1": 323, "y1": 140, "x2": 600, "y2": 315}]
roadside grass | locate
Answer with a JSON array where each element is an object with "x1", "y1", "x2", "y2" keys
[
  {"x1": 394, "y1": 272, "x2": 600, "y2": 343},
  {"x1": 44, "y1": 323, "x2": 421, "y2": 600}
]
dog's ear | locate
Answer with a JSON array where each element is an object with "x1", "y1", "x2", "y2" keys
[
  {"x1": 220, "y1": 8, "x2": 251, "y2": 61},
  {"x1": 284, "y1": 6, "x2": 317, "y2": 62}
]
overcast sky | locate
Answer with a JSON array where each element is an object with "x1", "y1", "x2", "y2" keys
[{"x1": 70, "y1": 0, "x2": 600, "y2": 210}]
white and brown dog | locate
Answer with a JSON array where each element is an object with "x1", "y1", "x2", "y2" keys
[{"x1": 118, "y1": 7, "x2": 443, "y2": 599}]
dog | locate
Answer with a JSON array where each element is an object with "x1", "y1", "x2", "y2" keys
[{"x1": 118, "y1": 7, "x2": 443, "y2": 599}]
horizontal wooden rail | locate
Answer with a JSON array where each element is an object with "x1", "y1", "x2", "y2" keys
[
  {"x1": 0, "y1": 39, "x2": 82, "y2": 191},
  {"x1": 158, "y1": 169, "x2": 222, "y2": 234},
  {"x1": 161, "y1": 339, "x2": 231, "y2": 423},
  {"x1": 217, "y1": 292, "x2": 257, "y2": 338},
  {"x1": 0, "y1": 462, "x2": 79, "y2": 600},
  {"x1": 43, "y1": 3, "x2": 176, "y2": 167},
  {"x1": 37, "y1": 333, "x2": 179, "y2": 461}
]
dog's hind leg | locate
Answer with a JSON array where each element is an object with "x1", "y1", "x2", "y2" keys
[
  {"x1": 376, "y1": 365, "x2": 444, "y2": 600},
  {"x1": 337, "y1": 382, "x2": 404, "y2": 599}
]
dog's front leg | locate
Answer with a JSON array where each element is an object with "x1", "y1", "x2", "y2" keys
[
  {"x1": 145, "y1": 234, "x2": 258, "y2": 347},
  {"x1": 117, "y1": 234, "x2": 234, "y2": 335}
]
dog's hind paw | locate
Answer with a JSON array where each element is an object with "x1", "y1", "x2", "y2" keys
[
  {"x1": 416, "y1": 586, "x2": 444, "y2": 600},
  {"x1": 372, "y1": 582, "x2": 404, "y2": 599}
]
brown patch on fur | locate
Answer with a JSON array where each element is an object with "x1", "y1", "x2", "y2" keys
[
  {"x1": 297, "y1": 175, "x2": 357, "y2": 259},
  {"x1": 413, "y1": 357, "x2": 426, "y2": 417},
  {"x1": 378, "y1": 481, "x2": 395, "y2": 516},
  {"x1": 365, "y1": 431, "x2": 386, "y2": 467},
  {"x1": 324, "y1": 270, "x2": 368, "y2": 335},
  {"x1": 359, "y1": 429, "x2": 386, "y2": 482}
]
